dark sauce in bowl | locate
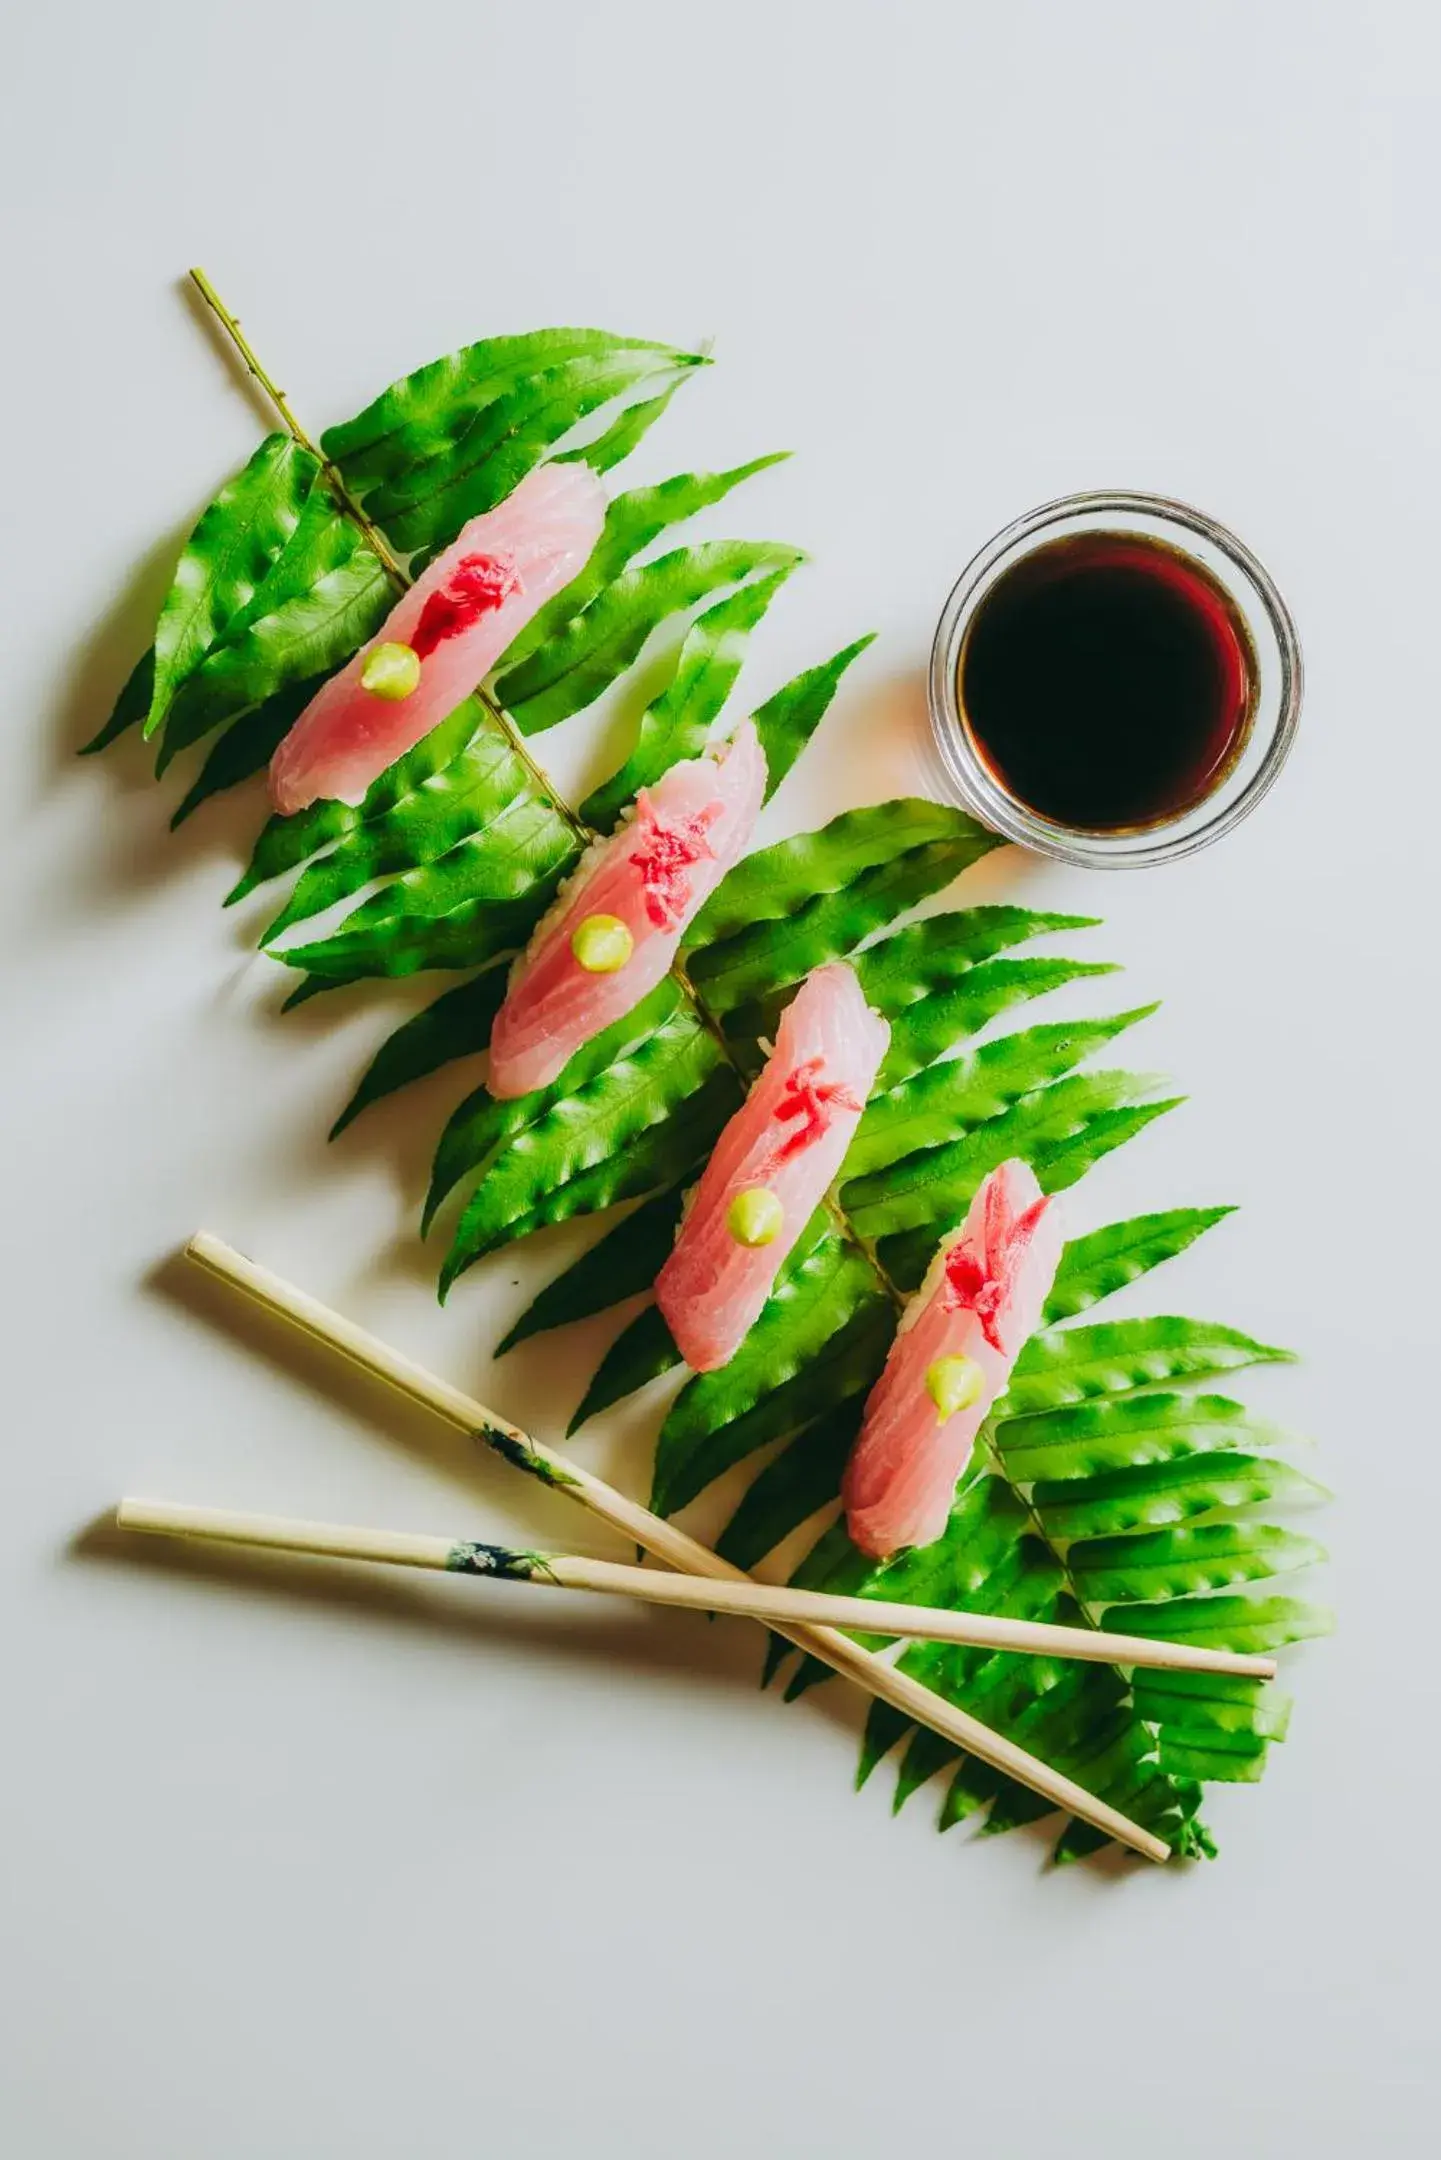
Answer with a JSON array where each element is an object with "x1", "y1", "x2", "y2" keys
[{"x1": 957, "y1": 533, "x2": 1257, "y2": 833}]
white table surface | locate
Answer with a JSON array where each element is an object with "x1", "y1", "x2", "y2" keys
[{"x1": 3, "y1": 3, "x2": 1436, "y2": 2153}]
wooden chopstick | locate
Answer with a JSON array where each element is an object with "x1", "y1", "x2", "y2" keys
[
  {"x1": 115, "y1": 1497, "x2": 1277, "y2": 1683},
  {"x1": 180, "y1": 1230, "x2": 1180, "y2": 1863}
]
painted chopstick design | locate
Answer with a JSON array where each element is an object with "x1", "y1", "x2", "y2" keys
[
  {"x1": 182, "y1": 1230, "x2": 1175, "y2": 1863},
  {"x1": 116, "y1": 1497, "x2": 1277, "y2": 1683}
]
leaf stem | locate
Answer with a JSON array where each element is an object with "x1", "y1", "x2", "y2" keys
[{"x1": 188, "y1": 266, "x2": 408, "y2": 595}]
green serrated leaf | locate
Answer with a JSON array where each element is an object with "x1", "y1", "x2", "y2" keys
[
  {"x1": 687, "y1": 804, "x2": 999, "y2": 1020},
  {"x1": 688, "y1": 799, "x2": 990, "y2": 952},
  {"x1": 1032, "y1": 1452, "x2": 1327, "y2": 1541},
  {"x1": 358, "y1": 348, "x2": 701, "y2": 557},
  {"x1": 329, "y1": 967, "x2": 509, "y2": 1139},
  {"x1": 500, "y1": 540, "x2": 806, "y2": 735},
  {"x1": 1070, "y1": 1521, "x2": 1325, "y2": 1604},
  {"x1": 715, "y1": 1403, "x2": 862, "y2": 1571},
  {"x1": 554, "y1": 374, "x2": 695, "y2": 475},
  {"x1": 653, "y1": 1282, "x2": 893, "y2": 1517},
  {"x1": 843, "y1": 1008, "x2": 1157, "y2": 1183},
  {"x1": 146, "y1": 434, "x2": 318, "y2": 737},
  {"x1": 262, "y1": 718, "x2": 541, "y2": 944},
  {"x1": 169, "y1": 677, "x2": 317, "y2": 827},
  {"x1": 439, "y1": 1013, "x2": 735, "y2": 1289},
  {"x1": 1103, "y1": 1593, "x2": 1334, "y2": 1655},
  {"x1": 855, "y1": 906, "x2": 1101, "y2": 1012},
  {"x1": 994, "y1": 1391, "x2": 1285, "y2": 1484},
  {"x1": 277, "y1": 882, "x2": 564, "y2": 991},
  {"x1": 496, "y1": 1189, "x2": 687, "y2": 1355},
  {"x1": 1132, "y1": 1667, "x2": 1293, "y2": 1742},
  {"x1": 276, "y1": 794, "x2": 578, "y2": 988},
  {"x1": 752, "y1": 635, "x2": 876, "y2": 800},
  {"x1": 852, "y1": 1069, "x2": 1175, "y2": 1252},
  {"x1": 1000, "y1": 1316, "x2": 1295, "y2": 1417},
  {"x1": 155, "y1": 493, "x2": 390, "y2": 770},
  {"x1": 580, "y1": 567, "x2": 797, "y2": 830},
  {"x1": 451, "y1": 1077, "x2": 731, "y2": 1282},
  {"x1": 871, "y1": 956, "x2": 1123, "y2": 1090},
  {"x1": 499, "y1": 458, "x2": 788, "y2": 676},
  {"x1": 1044, "y1": 1207, "x2": 1237, "y2": 1323},
  {"x1": 231, "y1": 693, "x2": 500, "y2": 903},
  {"x1": 568, "y1": 1305, "x2": 682, "y2": 1433},
  {"x1": 80, "y1": 648, "x2": 155, "y2": 755},
  {"x1": 426, "y1": 982, "x2": 685, "y2": 1230},
  {"x1": 326, "y1": 329, "x2": 696, "y2": 485}
]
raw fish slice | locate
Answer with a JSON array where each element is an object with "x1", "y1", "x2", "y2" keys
[
  {"x1": 487, "y1": 718, "x2": 767, "y2": 1101},
  {"x1": 654, "y1": 962, "x2": 889, "y2": 1372},
  {"x1": 842, "y1": 1159, "x2": 1062, "y2": 1558},
  {"x1": 268, "y1": 463, "x2": 606, "y2": 814}
]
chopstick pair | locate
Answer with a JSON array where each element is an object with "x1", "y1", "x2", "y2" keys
[
  {"x1": 136, "y1": 1232, "x2": 1281, "y2": 1866},
  {"x1": 117, "y1": 1495, "x2": 1277, "y2": 1684}
]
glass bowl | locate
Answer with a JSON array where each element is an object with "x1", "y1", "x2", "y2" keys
[{"x1": 928, "y1": 489, "x2": 1303, "y2": 868}]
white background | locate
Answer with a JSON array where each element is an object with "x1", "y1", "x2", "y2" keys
[{"x1": 2, "y1": 3, "x2": 1436, "y2": 2153}]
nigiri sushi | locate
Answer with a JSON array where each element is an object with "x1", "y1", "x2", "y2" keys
[
  {"x1": 654, "y1": 962, "x2": 889, "y2": 1372},
  {"x1": 268, "y1": 463, "x2": 606, "y2": 815},
  {"x1": 487, "y1": 718, "x2": 767, "y2": 1100},
  {"x1": 842, "y1": 1159, "x2": 1062, "y2": 1558}
]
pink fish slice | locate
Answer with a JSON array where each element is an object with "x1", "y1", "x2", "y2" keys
[
  {"x1": 654, "y1": 962, "x2": 890, "y2": 1373},
  {"x1": 268, "y1": 463, "x2": 607, "y2": 815},
  {"x1": 486, "y1": 718, "x2": 768, "y2": 1101},
  {"x1": 842, "y1": 1158, "x2": 1063, "y2": 1559}
]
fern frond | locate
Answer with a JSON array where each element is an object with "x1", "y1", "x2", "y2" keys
[
  {"x1": 580, "y1": 566, "x2": 797, "y2": 829},
  {"x1": 337, "y1": 345, "x2": 705, "y2": 558},
  {"x1": 499, "y1": 539, "x2": 807, "y2": 735}
]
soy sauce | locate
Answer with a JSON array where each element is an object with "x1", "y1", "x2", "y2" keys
[{"x1": 958, "y1": 533, "x2": 1255, "y2": 833}]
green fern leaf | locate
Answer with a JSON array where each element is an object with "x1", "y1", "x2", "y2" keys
[
  {"x1": 568, "y1": 1306, "x2": 681, "y2": 1434},
  {"x1": 751, "y1": 635, "x2": 876, "y2": 798},
  {"x1": 994, "y1": 1391, "x2": 1287, "y2": 1483},
  {"x1": 498, "y1": 540, "x2": 806, "y2": 735},
  {"x1": 146, "y1": 434, "x2": 319, "y2": 737},
  {"x1": 685, "y1": 802, "x2": 999, "y2": 1019},
  {"x1": 450, "y1": 1075, "x2": 733, "y2": 1282},
  {"x1": 554, "y1": 376, "x2": 695, "y2": 475},
  {"x1": 329, "y1": 967, "x2": 509, "y2": 1139},
  {"x1": 1102, "y1": 1594, "x2": 1334, "y2": 1654},
  {"x1": 496, "y1": 1190, "x2": 687, "y2": 1355},
  {"x1": 1045, "y1": 1207, "x2": 1237, "y2": 1321},
  {"x1": 347, "y1": 347, "x2": 704, "y2": 557},
  {"x1": 1069, "y1": 1522, "x2": 1325, "y2": 1603},
  {"x1": 324, "y1": 329, "x2": 697, "y2": 486},
  {"x1": 169, "y1": 678, "x2": 317, "y2": 827},
  {"x1": 1132, "y1": 1666, "x2": 1293, "y2": 1742},
  {"x1": 842, "y1": 1008, "x2": 1157, "y2": 1183},
  {"x1": 261, "y1": 709, "x2": 554, "y2": 944},
  {"x1": 714, "y1": 1403, "x2": 863, "y2": 1570},
  {"x1": 276, "y1": 878, "x2": 566, "y2": 992},
  {"x1": 426, "y1": 982, "x2": 687, "y2": 1229},
  {"x1": 80, "y1": 648, "x2": 154, "y2": 755},
  {"x1": 155, "y1": 485, "x2": 390, "y2": 772},
  {"x1": 1031, "y1": 1452, "x2": 1327, "y2": 1540},
  {"x1": 854, "y1": 1071, "x2": 1178, "y2": 1254},
  {"x1": 498, "y1": 459, "x2": 788, "y2": 675},
  {"x1": 688, "y1": 800, "x2": 992, "y2": 952},
  {"x1": 436, "y1": 1002, "x2": 737, "y2": 1289},
  {"x1": 1001, "y1": 1315, "x2": 1295, "y2": 1415},
  {"x1": 651, "y1": 1231, "x2": 893, "y2": 1516},
  {"x1": 580, "y1": 567, "x2": 798, "y2": 830},
  {"x1": 230, "y1": 692, "x2": 499, "y2": 904}
]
